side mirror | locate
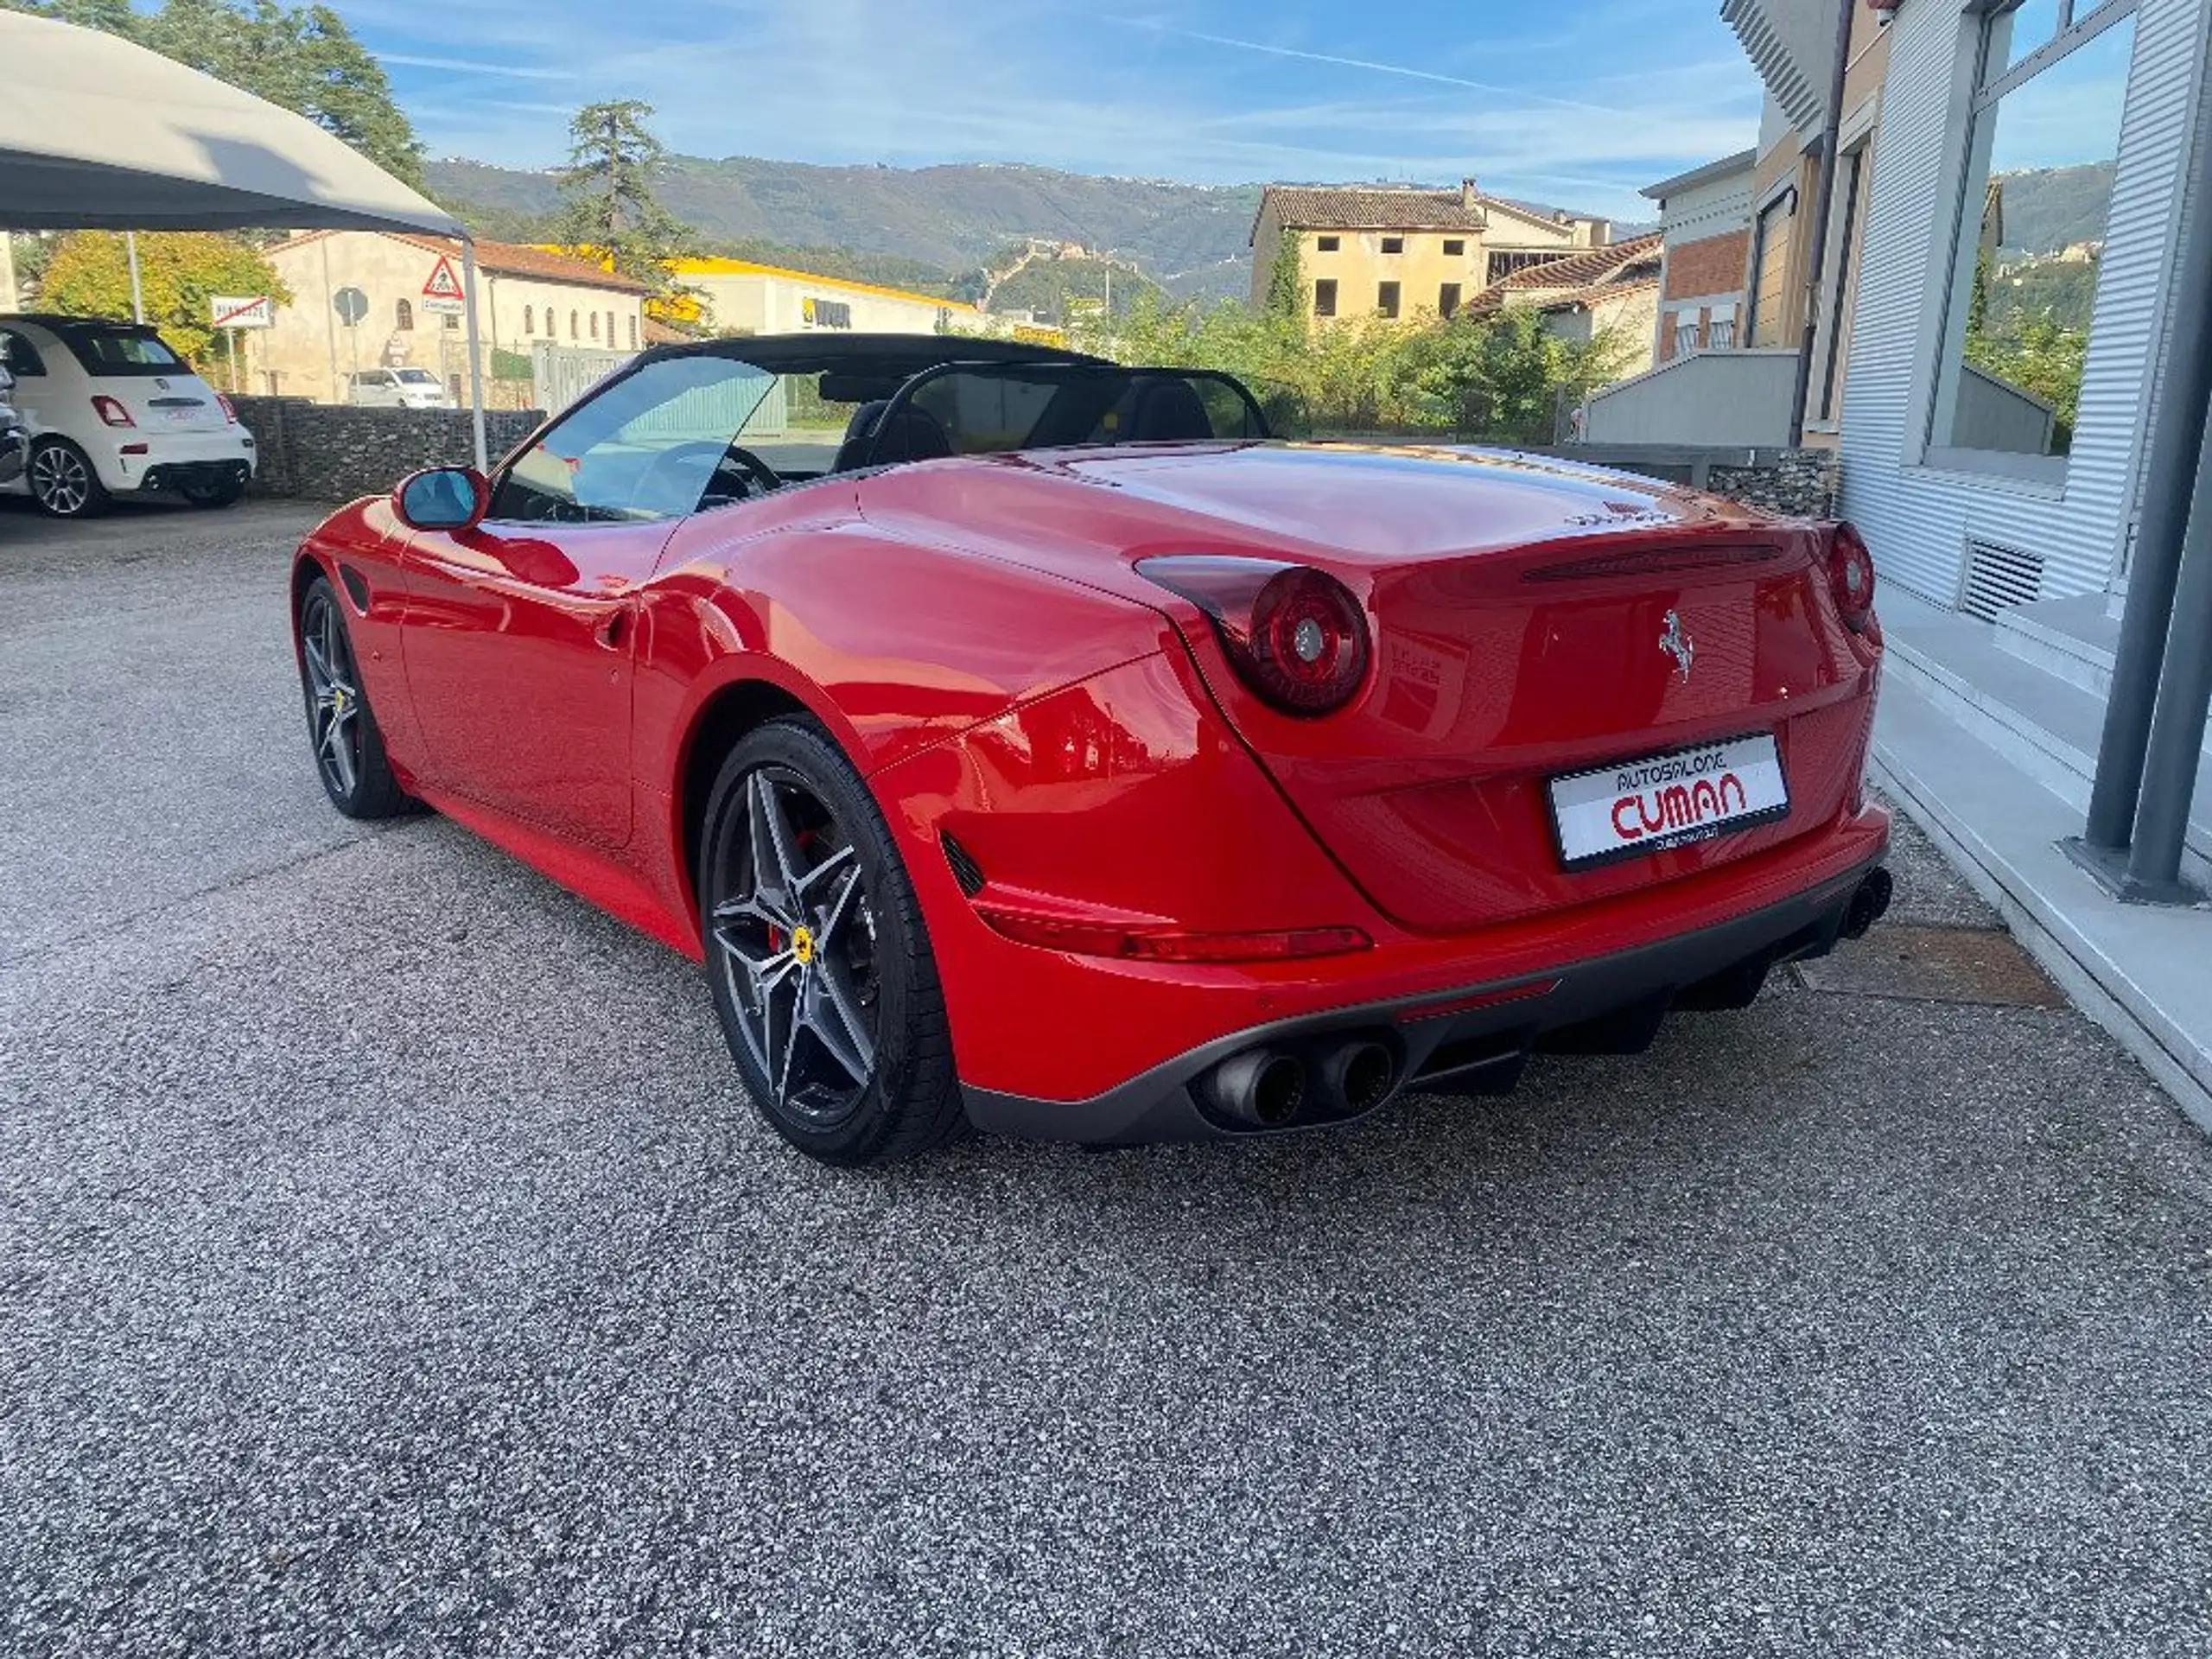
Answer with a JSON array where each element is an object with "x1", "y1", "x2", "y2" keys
[{"x1": 393, "y1": 465, "x2": 489, "y2": 531}]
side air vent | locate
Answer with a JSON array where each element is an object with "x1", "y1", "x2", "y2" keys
[
  {"x1": 338, "y1": 563, "x2": 372, "y2": 613},
  {"x1": 1960, "y1": 538, "x2": 2043, "y2": 621},
  {"x1": 940, "y1": 831, "x2": 985, "y2": 897}
]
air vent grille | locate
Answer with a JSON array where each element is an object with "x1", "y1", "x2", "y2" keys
[
  {"x1": 940, "y1": 832, "x2": 985, "y2": 897},
  {"x1": 1960, "y1": 539, "x2": 2043, "y2": 621}
]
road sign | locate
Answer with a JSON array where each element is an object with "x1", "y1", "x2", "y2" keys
[
  {"x1": 421, "y1": 257, "x2": 467, "y2": 315},
  {"x1": 333, "y1": 286, "x2": 368, "y2": 327},
  {"x1": 210, "y1": 294, "x2": 273, "y2": 329}
]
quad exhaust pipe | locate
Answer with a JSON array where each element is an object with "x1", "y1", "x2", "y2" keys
[
  {"x1": 1319, "y1": 1039, "x2": 1397, "y2": 1115},
  {"x1": 1205, "y1": 1049, "x2": 1307, "y2": 1128},
  {"x1": 1841, "y1": 867, "x2": 1894, "y2": 940},
  {"x1": 1202, "y1": 1035, "x2": 1399, "y2": 1129}
]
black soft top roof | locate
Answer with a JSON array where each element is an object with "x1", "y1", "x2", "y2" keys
[{"x1": 632, "y1": 331, "x2": 1106, "y2": 378}]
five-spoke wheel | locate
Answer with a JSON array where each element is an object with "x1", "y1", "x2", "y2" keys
[
  {"x1": 701, "y1": 719, "x2": 960, "y2": 1165},
  {"x1": 27, "y1": 439, "x2": 108, "y2": 519},
  {"x1": 296, "y1": 575, "x2": 410, "y2": 818}
]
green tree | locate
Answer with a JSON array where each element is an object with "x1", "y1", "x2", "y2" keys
[
  {"x1": 1262, "y1": 228, "x2": 1304, "y2": 321},
  {"x1": 554, "y1": 100, "x2": 691, "y2": 289},
  {"x1": 1965, "y1": 313, "x2": 2087, "y2": 449},
  {"x1": 3, "y1": 0, "x2": 424, "y2": 189},
  {"x1": 1395, "y1": 308, "x2": 1630, "y2": 442},
  {"x1": 38, "y1": 230, "x2": 293, "y2": 368}
]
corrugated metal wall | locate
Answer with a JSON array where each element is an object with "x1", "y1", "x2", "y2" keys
[{"x1": 1838, "y1": 0, "x2": 2209, "y2": 609}]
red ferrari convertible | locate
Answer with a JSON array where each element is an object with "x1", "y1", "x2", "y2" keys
[{"x1": 291, "y1": 334, "x2": 1891, "y2": 1165}]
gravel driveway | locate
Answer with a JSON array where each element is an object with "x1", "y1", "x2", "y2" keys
[{"x1": 4, "y1": 499, "x2": 2209, "y2": 1657}]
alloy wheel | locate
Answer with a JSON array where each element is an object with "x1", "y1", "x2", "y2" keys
[
  {"x1": 30, "y1": 445, "x2": 92, "y2": 516},
  {"x1": 710, "y1": 766, "x2": 881, "y2": 1128},
  {"x1": 300, "y1": 589, "x2": 365, "y2": 799}
]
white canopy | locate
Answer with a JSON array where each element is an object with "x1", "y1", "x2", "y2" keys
[
  {"x1": 0, "y1": 10, "x2": 461, "y2": 236},
  {"x1": 0, "y1": 11, "x2": 487, "y2": 463}
]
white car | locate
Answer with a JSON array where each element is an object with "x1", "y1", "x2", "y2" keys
[
  {"x1": 0, "y1": 314, "x2": 256, "y2": 517},
  {"x1": 346, "y1": 366, "x2": 454, "y2": 410}
]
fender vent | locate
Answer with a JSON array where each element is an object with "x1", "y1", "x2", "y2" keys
[
  {"x1": 338, "y1": 563, "x2": 372, "y2": 613},
  {"x1": 940, "y1": 831, "x2": 985, "y2": 897},
  {"x1": 1960, "y1": 538, "x2": 2043, "y2": 620}
]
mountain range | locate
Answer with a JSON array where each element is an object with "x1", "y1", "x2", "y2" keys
[
  {"x1": 428, "y1": 156, "x2": 1263, "y2": 300},
  {"x1": 442, "y1": 153, "x2": 2057, "y2": 318}
]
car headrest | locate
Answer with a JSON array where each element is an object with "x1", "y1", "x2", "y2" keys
[
  {"x1": 820, "y1": 372, "x2": 904, "y2": 404},
  {"x1": 1128, "y1": 377, "x2": 1214, "y2": 442}
]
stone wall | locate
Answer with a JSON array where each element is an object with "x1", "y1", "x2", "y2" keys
[
  {"x1": 1704, "y1": 447, "x2": 1840, "y2": 518},
  {"x1": 232, "y1": 397, "x2": 543, "y2": 503},
  {"x1": 1548, "y1": 442, "x2": 1842, "y2": 519}
]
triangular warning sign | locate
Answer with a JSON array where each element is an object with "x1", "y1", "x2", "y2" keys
[{"x1": 423, "y1": 257, "x2": 466, "y2": 300}]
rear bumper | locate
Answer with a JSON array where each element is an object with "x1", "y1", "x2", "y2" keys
[
  {"x1": 0, "y1": 425, "x2": 23, "y2": 486},
  {"x1": 964, "y1": 850, "x2": 1891, "y2": 1145},
  {"x1": 133, "y1": 457, "x2": 252, "y2": 495},
  {"x1": 95, "y1": 432, "x2": 255, "y2": 493}
]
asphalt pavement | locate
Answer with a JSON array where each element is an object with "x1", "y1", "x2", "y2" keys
[{"x1": 3, "y1": 498, "x2": 2209, "y2": 1657}]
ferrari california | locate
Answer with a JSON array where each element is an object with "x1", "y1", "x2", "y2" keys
[{"x1": 289, "y1": 333, "x2": 1891, "y2": 1165}]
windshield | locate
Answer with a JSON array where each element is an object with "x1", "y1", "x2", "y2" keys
[
  {"x1": 54, "y1": 324, "x2": 186, "y2": 378},
  {"x1": 395, "y1": 368, "x2": 440, "y2": 385},
  {"x1": 872, "y1": 365, "x2": 1268, "y2": 467}
]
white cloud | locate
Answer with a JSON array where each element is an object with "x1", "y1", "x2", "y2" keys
[{"x1": 377, "y1": 52, "x2": 577, "y2": 80}]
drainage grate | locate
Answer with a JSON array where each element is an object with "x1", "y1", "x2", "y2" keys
[
  {"x1": 1959, "y1": 538, "x2": 2044, "y2": 621},
  {"x1": 1795, "y1": 925, "x2": 2065, "y2": 1007}
]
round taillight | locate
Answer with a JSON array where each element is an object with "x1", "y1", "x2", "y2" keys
[
  {"x1": 1828, "y1": 521, "x2": 1877, "y2": 632},
  {"x1": 1248, "y1": 566, "x2": 1369, "y2": 713},
  {"x1": 1135, "y1": 556, "x2": 1372, "y2": 717}
]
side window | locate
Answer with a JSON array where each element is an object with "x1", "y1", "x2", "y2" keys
[
  {"x1": 486, "y1": 354, "x2": 778, "y2": 524},
  {"x1": 2, "y1": 330, "x2": 46, "y2": 376}
]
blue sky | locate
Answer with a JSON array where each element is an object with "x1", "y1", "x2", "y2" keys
[{"x1": 352, "y1": 0, "x2": 1765, "y2": 221}]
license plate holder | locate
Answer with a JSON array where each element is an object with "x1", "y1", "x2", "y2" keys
[{"x1": 1548, "y1": 733, "x2": 1790, "y2": 870}]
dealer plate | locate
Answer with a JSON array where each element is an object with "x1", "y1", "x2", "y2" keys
[{"x1": 1548, "y1": 733, "x2": 1789, "y2": 869}]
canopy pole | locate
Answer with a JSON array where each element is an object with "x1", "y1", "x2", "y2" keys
[
  {"x1": 461, "y1": 235, "x2": 488, "y2": 472},
  {"x1": 125, "y1": 231, "x2": 143, "y2": 323}
]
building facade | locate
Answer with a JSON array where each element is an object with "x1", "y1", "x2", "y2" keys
[
  {"x1": 1643, "y1": 149, "x2": 1755, "y2": 361},
  {"x1": 1466, "y1": 233, "x2": 1665, "y2": 380},
  {"x1": 1678, "y1": 0, "x2": 2212, "y2": 1123},
  {"x1": 1835, "y1": 0, "x2": 2183, "y2": 607},
  {"x1": 671, "y1": 258, "x2": 984, "y2": 338},
  {"x1": 1584, "y1": 2, "x2": 1891, "y2": 449},
  {"x1": 1249, "y1": 182, "x2": 1611, "y2": 325},
  {"x1": 259, "y1": 232, "x2": 650, "y2": 404}
]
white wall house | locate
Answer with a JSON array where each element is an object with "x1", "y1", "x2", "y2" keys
[{"x1": 261, "y1": 232, "x2": 651, "y2": 405}]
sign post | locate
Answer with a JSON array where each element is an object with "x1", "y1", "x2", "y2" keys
[
  {"x1": 421, "y1": 256, "x2": 467, "y2": 315},
  {"x1": 333, "y1": 285, "x2": 368, "y2": 392},
  {"x1": 208, "y1": 295, "x2": 273, "y2": 395}
]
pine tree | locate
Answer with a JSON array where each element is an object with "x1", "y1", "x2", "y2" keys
[{"x1": 554, "y1": 101, "x2": 691, "y2": 290}]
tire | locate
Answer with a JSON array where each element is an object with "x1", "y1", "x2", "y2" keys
[
  {"x1": 181, "y1": 476, "x2": 246, "y2": 508},
  {"x1": 699, "y1": 717, "x2": 962, "y2": 1166},
  {"x1": 296, "y1": 575, "x2": 410, "y2": 819},
  {"x1": 27, "y1": 438, "x2": 110, "y2": 518}
]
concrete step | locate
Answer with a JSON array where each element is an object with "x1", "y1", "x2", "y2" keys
[
  {"x1": 1872, "y1": 674, "x2": 2212, "y2": 1135},
  {"x1": 1992, "y1": 594, "x2": 2120, "y2": 698},
  {"x1": 1882, "y1": 616, "x2": 2212, "y2": 890}
]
